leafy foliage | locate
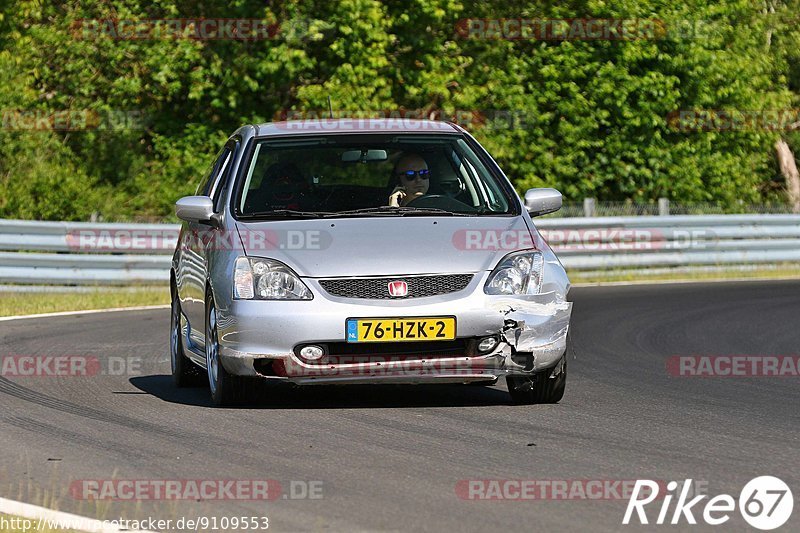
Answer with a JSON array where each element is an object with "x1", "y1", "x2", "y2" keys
[{"x1": 0, "y1": 0, "x2": 798, "y2": 220}]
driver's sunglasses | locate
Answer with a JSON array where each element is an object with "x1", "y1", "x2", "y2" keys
[{"x1": 397, "y1": 169, "x2": 430, "y2": 180}]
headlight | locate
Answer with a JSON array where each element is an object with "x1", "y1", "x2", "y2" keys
[
  {"x1": 484, "y1": 251, "x2": 544, "y2": 295},
  {"x1": 233, "y1": 257, "x2": 312, "y2": 300}
]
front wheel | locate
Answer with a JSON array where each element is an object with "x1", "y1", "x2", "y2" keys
[
  {"x1": 205, "y1": 293, "x2": 255, "y2": 406},
  {"x1": 507, "y1": 355, "x2": 567, "y2": 405}
]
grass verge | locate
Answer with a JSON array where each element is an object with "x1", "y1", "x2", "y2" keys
[
  {"x1": 569, "y1": 265, "x2": 800, "y2": 284},
  {"x1": 1, "y1": 266, "x2": 798, "y2": 317},
  {"x1": 0, "y1": 287, "x2": 169, "y2": 317}
]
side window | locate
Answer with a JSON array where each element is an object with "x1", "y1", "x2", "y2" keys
[
  {"x1": 213, "y1": 139, "x2": 239, "y2": 212},
  {"x1": 195, "y1": 147, "x2": 231, "y2": 197},
  {"x1": 208, "y1": 150, "x2": 232, "y2": 200}
]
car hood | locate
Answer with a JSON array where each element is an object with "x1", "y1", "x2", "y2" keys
[{"x1": 235, "y1": 216, "x2": 537, "y2": 277}]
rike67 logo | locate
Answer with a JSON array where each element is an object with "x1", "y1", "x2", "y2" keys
[{"x1": 623, "y1": 477, "x2": 793, "y2": 530}]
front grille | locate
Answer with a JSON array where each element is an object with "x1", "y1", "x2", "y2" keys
[{"x1": 318, "y1": 274, "x2": 474, "y2": 299}]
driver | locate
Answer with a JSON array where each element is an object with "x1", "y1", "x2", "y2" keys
[{"x1": 388, "y1": 153, "x2": 429, "y2": 207}]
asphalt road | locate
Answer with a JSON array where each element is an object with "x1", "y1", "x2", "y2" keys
[{"x1": 0, "y1": 281, "x2": 798, "y2": 532}]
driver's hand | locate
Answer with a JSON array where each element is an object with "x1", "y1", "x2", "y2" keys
[{"x1": 389, "y1": 186, "x2": 406, "y2": 207}]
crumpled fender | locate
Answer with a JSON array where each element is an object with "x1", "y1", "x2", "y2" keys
[{"x1": 489, "y1": 291, "x2": 572, "y2": 371}]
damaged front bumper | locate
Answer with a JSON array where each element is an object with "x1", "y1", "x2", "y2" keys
[
  {"x1": 215, "y1": 282, "x2": 572, "y2": 384},
  {"x1": 493, "y1": 294, "x2": 572, "y2": 372}
]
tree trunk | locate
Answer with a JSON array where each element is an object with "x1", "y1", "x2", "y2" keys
[{"x1": 775, "y1": 138, "x2": 800, "y2": 213}]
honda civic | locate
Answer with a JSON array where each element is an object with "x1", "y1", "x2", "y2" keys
[{"x1": 170, "y1": 119, "x2": 572, "y2": 406}]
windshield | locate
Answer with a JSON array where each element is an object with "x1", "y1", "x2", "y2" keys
[{"x1": 235, "y1": 134, "x2": 514, "y2": 218}]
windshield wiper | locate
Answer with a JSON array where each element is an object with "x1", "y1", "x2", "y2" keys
[
  {"x1": 326, "y1": 206, "x2": 405, "y2": 216},
  {"x1": 327, "y1": 206, "x2": 469, "y2": 217},
  {"x1": 474, "y1": 207, "x2": 511, "y2": 215},
  {"x1": 238, "y1": 209, "x2": 334, "y2": 219},
  {"x1": 393, "y1": 207, "x2": 470, "y2": 216}
]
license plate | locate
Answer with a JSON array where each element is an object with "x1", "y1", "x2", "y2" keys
[{"x1": 346, "y1": 317, "x2": 456, "y2": 343}]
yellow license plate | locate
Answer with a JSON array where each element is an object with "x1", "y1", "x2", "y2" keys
[{"x1": 346, "y1": 317, "x2": 456, "y2": 343}]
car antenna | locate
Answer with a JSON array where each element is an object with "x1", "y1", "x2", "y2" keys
[{"x1": 327, "y1": 96, "x2": 333, "y2": 119}]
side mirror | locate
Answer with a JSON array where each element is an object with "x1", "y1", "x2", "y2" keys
[
  {"x1": 176, "y1": 196, "x2": 216, "y2": 225},
  {"x1": 524, "y1": 188, "x2": 562, "y2": 217}
]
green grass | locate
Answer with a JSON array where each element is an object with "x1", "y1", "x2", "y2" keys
[
  {"x1": 0, "y1": 287, "x2": 169, "y2": 317},
  {"x1": 570, "y1": 265, "x2": 800, "y2": 284},
  {"x1": 0, "y1": 265, "x2": 798, "y2": 318}
]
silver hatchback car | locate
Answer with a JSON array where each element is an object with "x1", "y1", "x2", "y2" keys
[{"x1": 171, "y1": 119, "x2": 572, "y2": 406}]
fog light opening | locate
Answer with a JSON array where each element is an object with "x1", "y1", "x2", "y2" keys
[
  {"x1": 253, "y1": 359, "x2": 276, "y2": 377},
  {"x1": 477, "y1": 336, "x2": 499, "y2": 354},
  {"x1": 300, "y1": 345, "x2": 325, "y2": 361}
]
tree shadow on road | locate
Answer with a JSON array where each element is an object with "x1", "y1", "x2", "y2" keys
[{"x1": 129, "y1": 375, "x2": 514, "y2": 409}]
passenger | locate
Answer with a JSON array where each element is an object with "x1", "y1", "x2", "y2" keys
[{"x1": 388, "y1": 153, "x2": 430, "y2": 207}]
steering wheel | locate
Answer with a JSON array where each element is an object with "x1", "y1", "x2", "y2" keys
[
  {"x1": 405, "y1": 194, "x2": 448, "y2": 207},
  {"x1": 406, "y1": 194, "x2": 478, "y2": 212}
]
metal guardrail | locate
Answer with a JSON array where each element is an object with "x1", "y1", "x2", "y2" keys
[
  {"x1": 1, "y1": 215, "x2": 799, "y2": 285},
  {"x1": 535, "y1": 215, "x2": 800, "y2": 269},
  {"x1": 0, "y1": 220, "x2": 177, "y2": 284}
]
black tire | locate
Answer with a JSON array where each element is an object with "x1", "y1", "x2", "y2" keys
[
  {"x1": 506, "y1": 355, "x2": 567, "y2": 405},
  {"x1": 205, "y1": 290, "x2": 254, "y2": 406},
  {"x1": 170, "y1": 285, "x2": 202, "y2": 387}
]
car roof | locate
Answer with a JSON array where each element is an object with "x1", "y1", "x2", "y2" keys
[{"x1": 252, "y1": 119, "x2": 463, "y2": 136}]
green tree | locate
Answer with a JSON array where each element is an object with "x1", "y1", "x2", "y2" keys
[{"x1": 0, "y1": 0, "x2": 797, "y2": 220}]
